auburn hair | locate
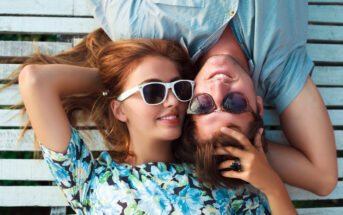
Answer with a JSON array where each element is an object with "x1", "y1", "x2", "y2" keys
[{"x1": 2, "y1": 28, "x2": 196, "y2": 162}]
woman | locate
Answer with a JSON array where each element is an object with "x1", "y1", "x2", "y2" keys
[{"x1": 15, "y1": 29, "x2": 295, "y2": 214}]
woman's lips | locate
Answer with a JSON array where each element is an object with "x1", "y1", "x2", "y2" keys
[{"x1": 157, "y1": 112, "x2": 179, "y2": 124}]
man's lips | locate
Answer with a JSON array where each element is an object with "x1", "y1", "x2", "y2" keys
[{"x1": 208, "y1": 70, "x2": 234, "y2": 80}]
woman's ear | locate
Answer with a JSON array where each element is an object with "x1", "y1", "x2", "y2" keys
[
  {"x1": 110, "y1": 100, "x2": 128, "y2": 122},
  {"x1": 256, "y1": 96, "x2": 264, "y2": 118}
]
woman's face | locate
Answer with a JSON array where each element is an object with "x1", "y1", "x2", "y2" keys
[{"x1": 116, "y1": 56, "x2": 187, "y2": 143}]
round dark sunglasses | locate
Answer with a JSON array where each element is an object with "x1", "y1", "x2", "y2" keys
[
  {"x1": 187, "y1": 92, "x2": 255, "y2": 118},
  {"x1": 117, "y1": 80, "x2": 194, "y2": 105}
]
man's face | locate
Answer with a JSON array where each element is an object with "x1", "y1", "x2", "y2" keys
[{"x1": 192, "y1": 54, "x2": 261, "y2": 141}]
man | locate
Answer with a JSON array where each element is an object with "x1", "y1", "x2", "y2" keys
[{"x1": 89, "y1": 0, "x2": 337, "y2": 195}]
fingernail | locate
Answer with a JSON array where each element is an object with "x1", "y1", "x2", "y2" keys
[
  {"x1": 259, "y1": 128, "x2": 264, "y2": 134},
  {"x1": 221, "y1": 127, "x2": 228, "y2": 132}
]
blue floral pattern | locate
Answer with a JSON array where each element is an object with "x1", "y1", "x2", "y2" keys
[{"x1": 41, "y1": 127, "x2": 271, "y2": 214}]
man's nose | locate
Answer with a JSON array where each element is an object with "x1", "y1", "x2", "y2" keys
[{"x1": 210, "y1": 81, "x2": 231, "y2": 106}]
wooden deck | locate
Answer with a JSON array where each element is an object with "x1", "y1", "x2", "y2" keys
[{"x1": 0, "y1": 0, "x2": 342, "y2": 213}]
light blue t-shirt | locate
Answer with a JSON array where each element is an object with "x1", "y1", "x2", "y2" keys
[{"x1": 88, "y1": 0, "x2": 314, "y2": 114}]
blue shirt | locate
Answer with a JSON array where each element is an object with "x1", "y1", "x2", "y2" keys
[
  {"x1": 88, "y1": 0, "x2": 314, "y2": 114},
  {"x1": 41, "y1": 127, "x2": 271, "y2": 214}
]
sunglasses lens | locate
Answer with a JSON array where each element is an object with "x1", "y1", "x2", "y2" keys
[
  {"x1": 174, "y1": 81, "x2": 193, "y2": 101},
  {"x1": 223, "y1": 93, "x2": 247, "y2": 113},
  {"x1": 190, "y1": 94, "x2": 215, "y2": 114},
  {"x1": 143, "y1": 83, "x2": 165, "y2": 104}
]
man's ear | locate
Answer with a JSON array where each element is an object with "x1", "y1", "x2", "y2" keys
[
  {"x1": 256, "y1": 96, "x2": 264, "y2": 118},
  {"x1": 110, "y1": 100, "x2": 128, "y2": 122}
]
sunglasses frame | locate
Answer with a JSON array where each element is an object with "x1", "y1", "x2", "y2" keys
[
  {"x1": 117, "y1": 79, "x2": 195, "y2": 105},
  {"x1": 187, "y1": 91, "x2": 255, "y2": 118}
]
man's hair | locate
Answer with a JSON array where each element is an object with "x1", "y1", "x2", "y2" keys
[{"x1": 175, "y1": 112, "x2": 267, "y2": 189}]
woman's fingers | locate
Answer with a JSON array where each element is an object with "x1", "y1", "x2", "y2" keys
[
  {"x1": 220, "y1": 127, "x2": 253, "y2": 150},
  {"x1": 218, "y1": 159, "x2": 238, "y2": 170},
  {"x1": 254, "y1": 128, "x2": 264, "y2": 152},
  {"x1": 221, "y1": 170, "x2": 244, "y2": 179},
  {"x1": 214, "y1": 146, "x2": 247, "y2": 158}
]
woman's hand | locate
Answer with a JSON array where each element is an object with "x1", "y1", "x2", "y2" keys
[
  {"x1": 215, "y1": 127, "x2": 297, "y2": 214},
  {"x1": 215, "y1": 127, "x2": 281, "y2": 194}
]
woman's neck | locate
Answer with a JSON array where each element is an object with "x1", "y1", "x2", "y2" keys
[{"x1": 126, "y1": 137, "x2": 176, "y2": 166}]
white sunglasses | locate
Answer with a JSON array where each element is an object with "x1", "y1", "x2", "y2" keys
[{"x1": 117, "y1": 80, "x2": 194, "y2": 105}]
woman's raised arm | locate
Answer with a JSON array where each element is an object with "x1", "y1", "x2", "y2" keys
[{"x1": 19, "y1": 64, "x2": 100, "y2": 153}]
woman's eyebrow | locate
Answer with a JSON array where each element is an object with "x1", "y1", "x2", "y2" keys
[{"x1": 139, "y1": 77, "x2": 181, "y2": 85}]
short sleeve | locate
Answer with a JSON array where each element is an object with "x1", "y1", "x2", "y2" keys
[
  {"x1": 236, "y1": 0, "x2": 314, "y2": 114},
  {"x1": 41, "y1": 127, "x2": 94, "y2": 212}
]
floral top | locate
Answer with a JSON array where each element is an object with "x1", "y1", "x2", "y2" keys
[{"x1": 41, "y1": 127, "x2": 271, "y2": 215}]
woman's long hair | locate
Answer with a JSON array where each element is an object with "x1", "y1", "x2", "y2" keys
[
  {"x1": 93, "y1": 38, "x2": 195, "y2": 163},
  {"x1": 1, "y1": 28, "x2": 195, "y2": 162}
]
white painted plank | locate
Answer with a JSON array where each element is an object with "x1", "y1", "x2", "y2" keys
[
  {"x1": 1, "y1": 17, "x2": 342, "y2": 43},
  {"x1": 1, "y1": 157, "x2": 342, "y2": 182},
  {"x1": 318, "y1": 88, "x2": 343, "y2": 106},
  {"x1": 1, "y1": 85, "x2": 343, "y2": 106},
  {"x1": 1, "y1": 1, "x2": 342, "y2": 23},
  {"x1": 297, "y1": 207, "x2": 343, "y2": 215},
  {"x1": 0, "y1": 84, "x2": 21, "y2": 105},
  {"x1": 312, "y1": 66, "x2": 343, "y2": 85},
  {"x1": 287, "y1": 181, "x2": 343, "y2": 200},
  {"x1": 0, "y1": 16, "x2": 343, "y2": 41},
  {"x1": 0, "y1": 64, "x2": 20, "y2": 80},
  {"x1": 0, "y1": 0, "x2": 76, "y2": 16},
  {"x1": 0, "y1": 128, "x2": 341, "y2": 151},
  {"x1": 266, "y1": 130, "x2": 343, "y2": 150},
  {"x1": 0, "y1": 42, "x2": 340, "y2": 63},
  {"x1": 309, "y1": 5, "x2": 343, "y2": 23},
  {"x1": 0, "y1": 41, "x2": 72, "y2": 58},
  {"x1": 0, "y1": 159, "x2": 53, "y2": 181},
  {"x1": 1, "y1": 65, "x2": 342, "y2": 85},
  {"x1": 308, "y1": 25, "x2": 343, "y2": 41},
  {"x1": 0, "y1": 182, "x2": 342, "y2": 207},
  {"x1": 0, "y1": 129, "x2": 343, "y2": 151},
  {"x1": 262, "y1": 109, "x2": 343, "y2": 126},
  {"x1": 307, "y1": 44, "x2": 343, "y2": 63},
  {"x1": 1, "y1": 109, "x2": 343, "y2": 127},
  {"x1": 309, "y1": 0, "x2": 343, "y2": 3},
  {"x1": 0, "y1": 186, "x2": 68, "y2": 206},
  {"x1": 74, "y1": 0, "x2": 93, "y2": 16},
  {"x1": 0, "y1": 16, "x2": 98, "y2": 35},
  {"x1": 1, "y1": 17, "x2": 343, "y2": 43},
  {"x1": 1, "y1": 128, "x2": 342, "y2": 151},
  {"x1": 0, "y1": 129, "x2": 106, "y2": 151}
]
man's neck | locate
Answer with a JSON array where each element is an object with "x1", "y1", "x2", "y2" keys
[{"x1": 197, "y1": 24, "x2": 249, "y2": 72}]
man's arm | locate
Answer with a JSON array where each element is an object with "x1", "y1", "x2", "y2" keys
[{"x1": 267, "y1": 76, "x2": 337, "y2": 196}]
